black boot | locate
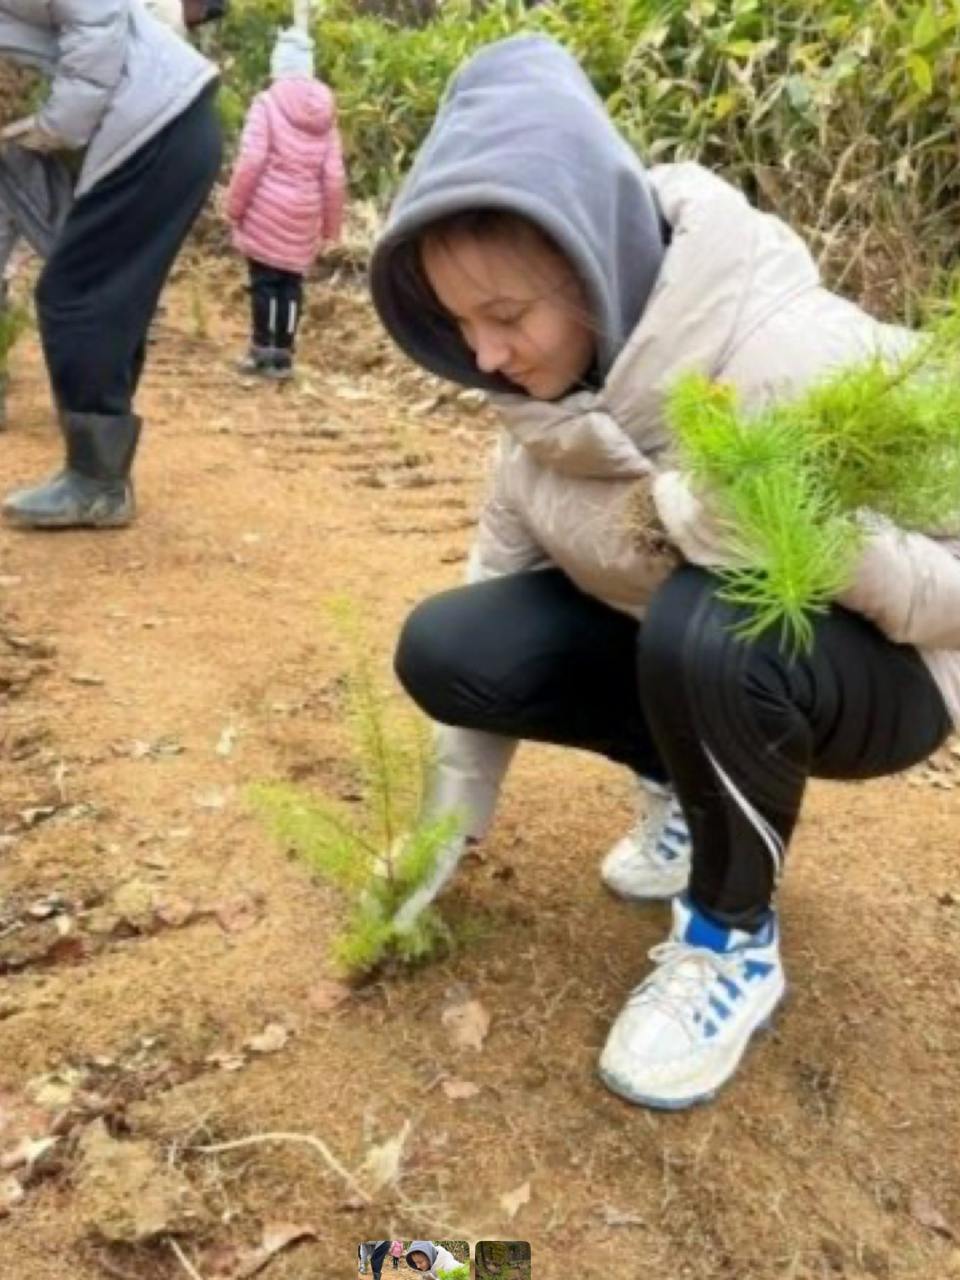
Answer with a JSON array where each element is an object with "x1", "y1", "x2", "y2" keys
[{"x1": 2, "y1": 411, "x2": 140, "y2": 529}]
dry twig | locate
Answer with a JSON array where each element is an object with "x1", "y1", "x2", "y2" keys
[
  {"x1": 194, "y1": 1131, "x2": 371, "y2": 1204},
  {"x1": 168, "y1": 1237, "x2": 206, "y2": 1280}
]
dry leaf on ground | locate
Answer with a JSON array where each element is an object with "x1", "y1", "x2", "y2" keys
[
  {"x1": 209, "y1": 1222, "x2": 317, "y2": 1279},
  {"x1": 441, "y1": 1079, "x2": 480, "y2": 1101},
  {"x1": 308, "y1": 979, "x2": 352, "y2": 1013},
  {"x1": 441, "y1": 996, "x2": 490, "y2": 1052},
  {"x1": 360, "y1": 1120, "x2": 411, "y2": 1191},
  {"x1": 499, "y1": 1180, "x2": 531, "y2": 1220},
  {"x1": 0, "y1": 1175, "x2": 24, "y2": 1216},
  {"x1": 153, "y1": 896, "x2": 197, "y2": 928},
  {"x1": 214, "y1": 894, "x2": 263, "y2": 933},
  {"x1": 910, "y1": 1190, "x2": 956, "y2": 1240},
  {"x1": 601, "y1": 1204, "x2": 645, "y2": 1227},
  {"x1": 244, "y1": 1023, "x2": 289, "y2": 1055}
]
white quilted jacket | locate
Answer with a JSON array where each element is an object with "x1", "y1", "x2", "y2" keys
[{"x1": 427, "y1": 163, "x2": 960, "y2": 837}]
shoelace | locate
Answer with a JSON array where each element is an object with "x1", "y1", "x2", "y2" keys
[{"x1": 627, "y1": 940, "x2": 743, "y2": 1036}]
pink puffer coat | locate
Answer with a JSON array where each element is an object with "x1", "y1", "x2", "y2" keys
[{"x1": 226, "y1": 78, "x2": 345, "y2": 274}]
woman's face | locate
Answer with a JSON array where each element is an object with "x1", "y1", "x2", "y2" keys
[
  {"x1": 421, "y1": 227, "x2": 595, "y2": 401},
  {"x1": 409, "y1": 1253, "x2": 430, "y2": 1271}
]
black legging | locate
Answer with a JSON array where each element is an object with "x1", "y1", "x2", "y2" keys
[{"x1": 395, "y1": 567, "x2": 951, "y2": 928}]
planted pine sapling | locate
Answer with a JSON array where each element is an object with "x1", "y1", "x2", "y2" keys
[
  {"x1": 251, "y1": 603, "x2": 463, "y2": 978},
  {"x1": 658, "y1": 303, "x2": 960, "y2": 652}
]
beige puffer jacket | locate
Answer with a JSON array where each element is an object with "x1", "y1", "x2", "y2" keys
[{"x1": 426, "y1": 163, "x2": 960, "y2": 838}]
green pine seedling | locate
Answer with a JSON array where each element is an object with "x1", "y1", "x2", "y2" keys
[
  {"x1": 251, "y1": 601, "x2": 462, "y2": 978},
  {"x1": 664, "y1": 303, "x2": 960, "y2": 652}
]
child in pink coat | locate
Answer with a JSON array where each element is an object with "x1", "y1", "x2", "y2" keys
[{"x1": 226, "y1": 27, "x2": 345, "y2": 378}]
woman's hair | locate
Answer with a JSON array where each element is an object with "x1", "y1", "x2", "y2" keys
[
  {"x1": 396, "y1": 208, "x2": 593, "y2": 329},
  {"x1": 421, "y1": 207, "x2": 550, "y2": 257}
]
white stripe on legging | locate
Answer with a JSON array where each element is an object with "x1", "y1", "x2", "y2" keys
[
  {"x1": 704, "y1": 743, "x2": 784, "y2": 884},
  {"x1": 268, "y1": 298, "x2": 277, "y2": 341}
]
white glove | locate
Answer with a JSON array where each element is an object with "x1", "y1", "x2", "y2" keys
[
  {"x1": 391, "y1": 831, "x2": 470, "y2": 933},
  {"x1": 0, "y1": 116, "x2": 64, "y2": 153}
]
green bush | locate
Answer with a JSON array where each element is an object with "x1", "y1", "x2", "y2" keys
[{"x1": 216, "y1": 0, "x2": 959, "y2": 305}]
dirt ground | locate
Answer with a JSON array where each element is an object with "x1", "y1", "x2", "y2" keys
[{"x1": 1, "y1": 253, "x2": 959, "y2": 1280}]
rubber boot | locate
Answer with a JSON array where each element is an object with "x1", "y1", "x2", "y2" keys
[{"x1": 2, "y1": 411, "x2": 140, "y2": 529}]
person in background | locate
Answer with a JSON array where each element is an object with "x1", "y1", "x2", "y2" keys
[
  {"x1": 0, "y1": 0, "x2": 196, "y2": 432},
  {"x1": 0, "y1": 0, "x2": 222, "y2": 530},
  {"x1": 226, "y1": 25, "x2": 345, "y2": 380},
  {"x1": 359, "y1": 1240, "x2": 390, "y2": 1279}
]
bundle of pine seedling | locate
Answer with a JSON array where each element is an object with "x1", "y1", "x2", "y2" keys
[{"x1": 662, "y1": 306, "x2": 960, "y2": 652}]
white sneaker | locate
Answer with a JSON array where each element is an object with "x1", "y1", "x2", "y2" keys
[
  {"x1": 598, "y1": 895, "x2": 785, "y2": 1109},
  {"x1": 600, "y1": 777, "x2": 691, "y2": 900}
]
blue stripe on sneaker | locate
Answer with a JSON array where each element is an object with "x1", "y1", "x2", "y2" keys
[
  {"x1": 717, "y1": 974, "x2": 741, "y2": 1001},
  {"x1": 709, "y1": 994, "x2": 732, "y2": 1021},
  {"x1": 682, "y1": 908, "x2": 733, "y2": 954}
]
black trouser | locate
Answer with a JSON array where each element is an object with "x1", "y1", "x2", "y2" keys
[
  {"x1": 395, "y1": 568, "x2": 951, "y2": 928},
  {"x1": 247, "y1": 259, "x2": 304, "y2": 351},
  {"x1": 369, "y1": 1242, "x2": 390, "y2": 1279},
  {"x1": 35, "y1": 84, "x2": 222, "y2": 417}
]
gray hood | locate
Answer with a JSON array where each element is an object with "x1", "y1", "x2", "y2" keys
[
  {"x1": 370, "y1": 34, "x2": 666, "y2": 392},
  {"x1": 406, "y1": 1241, "x2": 437, "y2": 1269}
]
